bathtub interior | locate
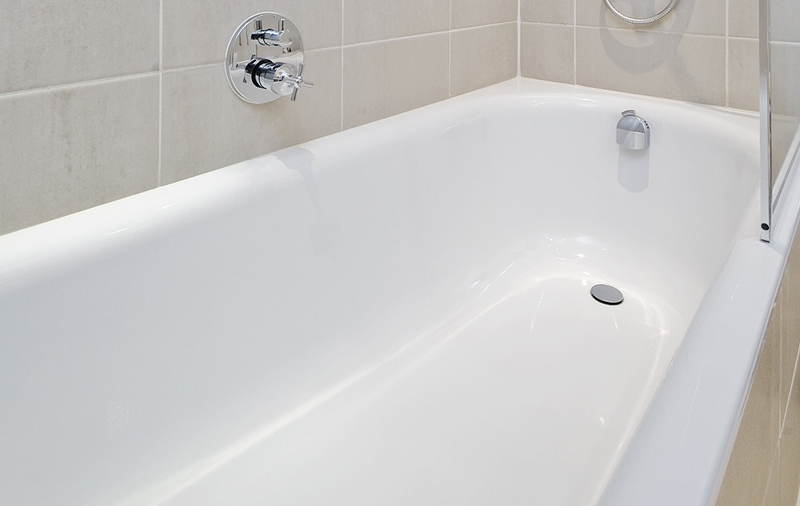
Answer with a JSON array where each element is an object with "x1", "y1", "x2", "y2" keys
[{"x1": 0, "y1": 80, "x2": 760, "y2": 505}]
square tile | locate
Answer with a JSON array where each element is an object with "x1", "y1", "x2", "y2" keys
[
  {"x1": 452, "y1": 0, "x2": 518, "y2": 29},
  {"x1": 728, "y1": 38, "x2": 759, "y2": 111},
  {"x1": 772, "y1": 0, "x2": 800, "y2": 43},
  {"x1": 521, "y1": 23, "x2": 575, "y2": 84},
  {"x1": 451, "y1": 23, "x2": 517, "y2": 96},
  {"x1": 0, "y1": 76, "x2": 159, "y2": 235},
  {"x1": 343, "y1": 34, "x2": 449, "y2": 129},
  {"x1": 729, "y1": 0, "x2": 760, "y2": 38},
  {"x1": 522, "y1": 0, "x2": 574, "y2": 24},
  {"x1": 343, "y1": 0, "x2": 449, "y2": 44},
  {"x1": 0, "y1": 0, "x2": 159, "y2": 93}
]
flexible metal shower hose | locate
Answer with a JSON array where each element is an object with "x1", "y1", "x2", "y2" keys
[{"x1": 603, "y1": 0, "x2": 679, "y2": 24}]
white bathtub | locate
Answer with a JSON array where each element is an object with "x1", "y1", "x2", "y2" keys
[{"x1": 0, "y1": 79, "x2": 795, "y2": 506}]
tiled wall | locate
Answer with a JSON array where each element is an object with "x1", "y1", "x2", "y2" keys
[
  {"x1": 716, "y1": 220, "x2": 800, "y2": 506},
  {"x1": 769, "y1": 0, "x2": 800, "y2": 175},
  {"x1": 0, "y1": 0, "x2": 518, "y2": 236},
  {"x1": 520, "y1": 0, "x2": 760, "y2": 110}
]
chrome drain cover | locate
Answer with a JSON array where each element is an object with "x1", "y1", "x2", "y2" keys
[{"x1": 591, "y1": 284, "x2": 624, "y2": 305}]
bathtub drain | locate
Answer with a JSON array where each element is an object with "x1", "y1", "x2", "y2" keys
[{"x1": 590, "y1": 284, "x2": 624, "y2": 305}]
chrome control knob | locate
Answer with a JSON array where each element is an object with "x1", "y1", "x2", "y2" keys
[
  {"x1": 289, "y1": 62, "x2": 313, "y2": 101},
  {"x1": 245, "y1": 59, "x2": 314, "y2": 99},
  {"x1": 251, "y1": 18, "x2": 292, "y2": 48}
]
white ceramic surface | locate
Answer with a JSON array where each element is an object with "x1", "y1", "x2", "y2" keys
[{"x1": 0, "y1": 79, "x2": 782, "y2": 506}]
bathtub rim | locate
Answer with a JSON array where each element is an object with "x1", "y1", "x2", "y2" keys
[
  {"x1": 596, "y1": 129, "x2": 800, "y2": 506},
  {"x1": 0, "y1": 78, "x2": 761, "y2": 283}
]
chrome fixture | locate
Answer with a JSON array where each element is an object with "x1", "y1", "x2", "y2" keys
[
  {"x1": 591, "y1": 284, "x2": 624, "y2": 305},
  {"x1": 225, "y1": 13, "x2": 313, "y2": 104},
  {"x1": 603, "y1": 0, "x2": 679, "y2": 24},
  {"x1": 759, "y1": 0, "x2": 772, "y2": 242},
  {"x1": 616, "y1": 110, "x2": 650, "y2": 150}
]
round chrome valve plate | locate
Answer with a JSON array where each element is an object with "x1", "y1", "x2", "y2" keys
[{"x1": 225, "y1": 12, "x2": 306, "y2": 104}]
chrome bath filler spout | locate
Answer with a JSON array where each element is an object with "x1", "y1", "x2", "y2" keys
[{"x1": 616, "y1": 110, "x2": 650, "y2": 150}]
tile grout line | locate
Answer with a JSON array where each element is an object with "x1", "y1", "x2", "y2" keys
[
  {"x1": 158, "y1": 0, "x2": 163, "y2": 187},
  {"x1": 450, "y1": 21, "x2": 516, "y2": 34},
  {"x1": 527, "y1": 20, "x2": 740, "y2": 38},
  {"x1": 344, "y1": 29, "x2": 452, "y2": 49},
  {"x1": 725, "y1": 0, "x2": 729, "y2": 108},
  {"x1": 341, "y1": 0, "x2": 345, "y2": 132},
  {"x1": 0, "y1": 72, "x2": 162, "y2": 99},
  {"x1": 574, "y1": 0, "x2": 578, "y2": 84},
  {"x1": 780, "y1": 300, "x2": 785, "y2": 436},
  {"x1": 448, "y1": 0, "x2": 452, "y2": 97},
  {"x1": 520, "y1": 0, "x2": 523, "y2": 77}
]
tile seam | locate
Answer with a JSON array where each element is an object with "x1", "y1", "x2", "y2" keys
[
  {"x1": 449, "y1": 0, "x2": 452, "y2": 98},
  {"x1": 450, "y1": 20, "x2": 518, "y2": 34},
  {"x1": 344, "y1": 29, "x2": 452, "y2": 49},
  {"x1": 517, "y1": 0, "x2": 521, "y2": 77},
  {"x1": 725, "y1": 0, "x2": 729, "y2": 107},
  {"x1": 0, "y1": 72, "x2": 162, "y2": 100},
  {"x1": 158, "y1": 0, "x2": 163, "y2": 187},
  {"x1": 573, "y1": 0, "x2": 577, "y2": 84},
  {"x1": 341, "y1": 0, "x2": 345, "y2": 132}
]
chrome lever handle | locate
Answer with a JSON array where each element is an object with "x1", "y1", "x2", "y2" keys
[
  {"x1": 251, "y1": 18, "x2": 292, "y2": 48},
  {"x1": 288, "y1": 63, "x2": 313, "y2": 101}
]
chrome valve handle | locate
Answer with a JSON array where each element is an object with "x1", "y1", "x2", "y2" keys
[
  {"x1": 289, "y1": 63, "x2": 313, "y2": 101},
  {"x1": 251, "y1": 18, "x2": 292, "y2": 48},
  {"x1": 225, "y1": 12, "x2": 310, "y2": 104},
  {"x1": 245, "y1": 59, "x2": 314, "y2": 100}
]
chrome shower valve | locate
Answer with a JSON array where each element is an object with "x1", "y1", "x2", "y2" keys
[{"x1": 225, "y1": 13, "x2": 311, "y2": 104}]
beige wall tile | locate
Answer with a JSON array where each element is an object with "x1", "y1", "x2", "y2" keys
[
  {"x1": 575, "y1": 28, "x2": 726, "y2": 105},
  {"x1": 522, "y1": 0, "x2": 574, "y2": 24},
  {"x1": 728, "y1": 38, "x2": 759, "y2": 111},
  {"x1": 451, "y1": 0, "x2": 518, "y2": 29},
  {"x1": 764, "y1": 447, "x2": 781, "y2": 506},
  {"x1": 772, "y1": 116, "x2": 800, "y2": 179},
  {"x1": 770, "y1": 43, "x2": 800, "y2": 173},
  {"x1": 716, "y1": 307, "x2": 781, "y2": 506},
  {"x1": 0, "y1": 77, "x2": 159, "y2": 235},
  {"x1": 729, "y1": 0, "x2": 759, "y2": 38},
  {"x1": 343, "y1": 0, "x2": 449, "y2": 44},
  {"x1": 161, "y1": 48, "x2": 342, "y2": 185},
  {"x1": 343, "y1": 34, "x2": 449, "y2": 129},
  {"x1": 772, "y1": 0, "x2": 800, "y2": 43},
  {"x1": 0, "y1": 0, "x2": 159, "y2": 93},
  {"x1": 577, "y1": 0, "x2": 726, "y2": 36},
  {"x1": 781, "y1": 396, "x2": 800, "y2": 506},
  {"x1": 780, "y1": 219, "x2": 800, "y2": 506},
  {"x1": 521, "y1": 23, "x2": 575, "y2": 84},
  {"x1": 451, "y1": 23, "x2": 517, "y2": 96},
  {"x1": 163, "y1": 0, "x2": 342, "y2": 70},
  {"x1": 783, "y1": 226, "x2": 800, "y2": 419},
  {"x1": 771, "y1": 43, "x2": 800, "y2": 119}
]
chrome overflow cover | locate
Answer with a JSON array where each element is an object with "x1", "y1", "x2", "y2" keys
[{"x1": 225, "y1": 13, "x2": 313, "y2": 104}]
